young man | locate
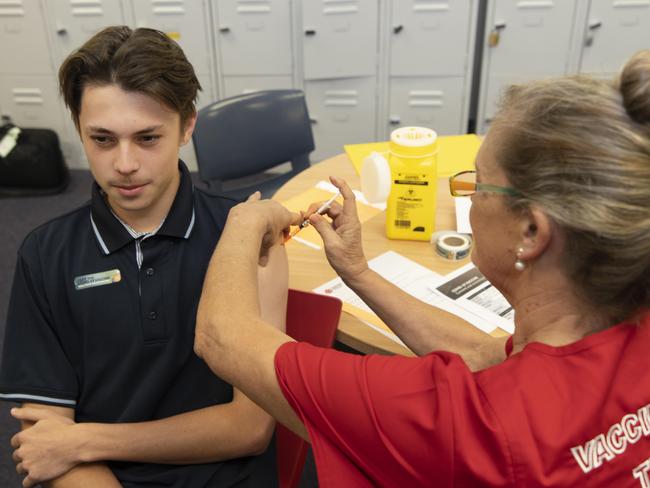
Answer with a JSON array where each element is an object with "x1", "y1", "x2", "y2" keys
[{"x1": 0, "y1": 26, "x2": 286, "y2": 487}]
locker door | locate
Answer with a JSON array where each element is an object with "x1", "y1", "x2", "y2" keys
[
  {"x1": 49, "y1": 0, "x2": 128, "y2": 66},
  {"x1": 133, "y1": 0, "x2": 212, "y2": 76},
  {"x1": 302, "y1": 0, "x2": 378, "y2": 79},
  {"x1": 0, "y1": 0, "x2": 53, "y2": 75},
  {"x1": 390, "y1": 0, "x2": 473, "y2": 77},
  {"x1": 479, "y1": 0, "x2": 579, "y2": 127},
  {"x1": 0, "y1": 75, "x2": 66, "y2": 132},
  {"x1": 305, "y1": 77, "x2": 377, "y2": 161},
  {"x1": 214, "y1": 0, "x2": 292, "y2": 76},
  {"x1": 387, "y1": 77, "x2": 465, "y2": 138},
  {"x1": 222, "y1": 76, "x2": 293, "y2": 98},
  {"x1": 580, "y1": 0, "x2": 650, "y2": 75},
  {"x1": 487, "y1": 0, "x2": 578, "y2": 77}
]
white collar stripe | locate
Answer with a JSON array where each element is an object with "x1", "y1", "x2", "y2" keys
[
  {"x1": 90, "y1": 215, "x2": 110, "y2": 255},
  {"x1": 184, "y1": 209, "x2": 195, "y2": 239}
]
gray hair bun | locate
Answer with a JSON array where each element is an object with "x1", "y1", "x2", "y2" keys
[{"x1": 619, "y1": 50, "x2": 650, "y2": 125}]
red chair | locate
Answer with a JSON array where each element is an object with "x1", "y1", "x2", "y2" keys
[{"x1": 276, "y1": 288, "x2": 342, "y2": 488}]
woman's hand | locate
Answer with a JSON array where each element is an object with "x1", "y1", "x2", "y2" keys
[
  {"x1": 309, "y1": 177, "x2": 369, "y2": 283},
  {"x1": 229, "y1": 192, "x2": 300, "y2": 266}
]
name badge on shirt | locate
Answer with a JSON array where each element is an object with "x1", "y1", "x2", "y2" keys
[{"x1": 74, "y1": 269, "x2": 121, "y2": 290}]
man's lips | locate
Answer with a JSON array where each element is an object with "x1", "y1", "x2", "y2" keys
[{"x1": 113, "y1": 182, "x2": 148, "y2": 196}]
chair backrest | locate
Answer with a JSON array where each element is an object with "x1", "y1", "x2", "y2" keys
[
  {"x1": 276, "y1": 289, "x2": 342, "y2": 488},
  {"x1": 192, "y1": 90, "x2": 314, "y2": 197}
]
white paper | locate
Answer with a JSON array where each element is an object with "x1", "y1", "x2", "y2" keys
[
  {"x1": 428, "y1": 263, "x2": 514, "y2": 334},
  {"x1": 313, "y1": 251, "x2": 498, "y2": 343},
  {"x1": 455, "y1": 197, "x2": 473, "y2": 234}
]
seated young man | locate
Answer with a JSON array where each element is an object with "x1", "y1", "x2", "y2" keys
[{"x1": 0, "y1": 26, "x2": 286, "y2": 487}]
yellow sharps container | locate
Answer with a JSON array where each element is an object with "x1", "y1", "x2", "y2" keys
[{"x1": 385, "y1": 126, "x2": 438, "y2": 241}]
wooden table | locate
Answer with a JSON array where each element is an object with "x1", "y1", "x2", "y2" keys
[{"x1": 274, "y1": 154, "x2": 501, "y2": 356}]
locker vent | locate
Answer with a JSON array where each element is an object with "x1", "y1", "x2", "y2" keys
[
  {"x1": 0, "y1": 0, "x2": 24, "y2": 17},
  {"x1": 152, "y1": 0, "x2": 185, "y2": 15},
  {"x1": 413, "y1": 1, "x2": 450, "y2": 13},
  {"x1": 516, "y1": 1, "x2": 554, "y2": 9},
  {"x1": 613, "y1": 0, "x2": 650, "y2": 7},
  {"x1": 70, "y1": 0, "x2": 103, "y2": 17},
  {"x1": 12, "y1": 88, "x2": 43, "y2": 105},
  {"x1": 324, "y1": 90, "x2": 358, "y2": 107},
  {"x1": 409, "y1": 90, "x2": 443, "y2": 107},
  {"x1": 323, "y1": 0, "x2": 359, "y2": 15},
  {"x1": 236, "y1": 0, "x2": 271, "y2": 15}
]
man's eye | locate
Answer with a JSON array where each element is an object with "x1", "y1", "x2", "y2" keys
[
  {"x1": 139, "y1": 135, "x2": 160, "y2": 144},
  {"x1": 92, "y1": 136, "x2": 114, "y2": 146}
]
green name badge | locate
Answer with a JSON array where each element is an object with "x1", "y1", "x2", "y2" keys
[{"x1": 74, "y1": 269, "x2": 121, "y2": 290}]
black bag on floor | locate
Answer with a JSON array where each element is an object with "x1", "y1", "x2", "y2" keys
[{"x1": 0, "y1": 119, "x2": 69, "y2": 197}]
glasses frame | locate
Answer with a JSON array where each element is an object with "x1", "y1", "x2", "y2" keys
[{"x1": 449, "y1": 170, "x2": 521, "y2": 197}]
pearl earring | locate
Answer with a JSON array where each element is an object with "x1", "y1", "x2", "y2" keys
[{"x1": 514, "y1": 247, "x2": 526, "y2": 271}]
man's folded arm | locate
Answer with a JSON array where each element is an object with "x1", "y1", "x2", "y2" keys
[{"x1": 13, "y1": 403, "x2": 121, "y2": 488}]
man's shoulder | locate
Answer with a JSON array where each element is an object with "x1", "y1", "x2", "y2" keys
[
  {"x1": 193, "y1": 186, "x2": 239, "y2": 220},
  {"x1": 20, "y1": 201, "x2": 92, "y2": 256}
]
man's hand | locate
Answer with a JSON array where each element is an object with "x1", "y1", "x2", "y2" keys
[
  {"x1": 308, "y1": 176, "x2": 369, "y2": 284},
  {"x1": 11, "y1": 407, "x2": 80, "y2": 487}
]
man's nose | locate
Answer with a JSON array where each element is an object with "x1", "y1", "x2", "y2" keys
[{"x1": 114, "y1": 142, "x2": 139, "y2": 174}]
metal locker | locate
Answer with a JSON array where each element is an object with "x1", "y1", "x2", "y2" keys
[
  {"x1": 390, "y1": 0, "x2": 473, "y2": 77},
  {"x1": 132, "y1": 0, "x2": 213, "y2": 76},
  {"x1": 0, "y1": 0, "x2": 54, "y2": 75},
  {"x1": 302, "y1": 0, "x2": 378, "y2": 79},
  {"x1": 478, "y1": 0, "x2": 581, "y2": 132},
  {"x1": 0, "y1": 75, "x2": 67, "y2": 132},
  {"x1": 386, "y1": 76, "x2": 466, "y2": 138},
  {"x1": 305, "y1": 77, "x2": 377, "y2": 162},
  {"x1": 47, "y1": 0, "x2": 129, "y2": 67},
  {"x1": 214, "y1": 0, "x2": 292, "y2": 76},
  {"x1": 486, "y1": 0, "x2": 578, "y2": 77},
  {"x1": 222, "y1": 76, "x2": 293, "y2": 98},
  {"x1": 580, "y1": 0, "x2": 650, "y2": 76}
]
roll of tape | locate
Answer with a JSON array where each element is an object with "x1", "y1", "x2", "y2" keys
[{"x1": 430, "y1": 231, "x2": 472, "y2": 260}]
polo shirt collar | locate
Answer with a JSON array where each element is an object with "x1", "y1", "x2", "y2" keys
[{"x1": 90, "y1": 160, "x2": 195, "y2": 255}]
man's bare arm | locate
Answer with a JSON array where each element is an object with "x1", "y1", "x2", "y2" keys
[
  {"x1": 12, "y1": 403, "x2": 120, "y2": 488},
  {"x1": 194, "y1": 200, "x2": 308, "y2": 440}
]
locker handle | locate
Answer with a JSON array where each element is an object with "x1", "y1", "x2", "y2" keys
[
  {"x1": 219, "y1": 26, "x2": 231, "y2": 33},
  {"x1": 56, "y1": 25, "x2": 68, "y2": 36},
  {"x1": 309, "y1": 117, "x2": 318, "y2": 124},
  {"x1": 389, "y1": 116, "x2": 401, "y2": 125},
  {"x1": 588, "y1": 20, "x2": 602, "y2": 30},
  {"x1": 305, "y1": 29, "x2": 316, "y2": 36},
  {"x1": 393, "y1": 25, "x2": 404, "y2": 34}
]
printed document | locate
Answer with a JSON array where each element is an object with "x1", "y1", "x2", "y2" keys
[{"x1": 313, "y1": 251, "x2": 502, "y2": 347}]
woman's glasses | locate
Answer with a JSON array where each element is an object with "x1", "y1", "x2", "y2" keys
[{"x1": 448, "y1": 170, "x2": 521, "y2": 197}]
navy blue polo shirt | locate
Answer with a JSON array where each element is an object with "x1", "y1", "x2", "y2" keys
[{"x1": 0, "y1": 162, "x2": 277, "y2": 487}]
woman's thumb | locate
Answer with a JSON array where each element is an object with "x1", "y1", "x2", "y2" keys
[{"x1": 309, "y1": 214, "x2": 338, "y2": 245}]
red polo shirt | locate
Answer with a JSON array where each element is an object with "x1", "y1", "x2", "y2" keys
[{"x1": 275, "y1": 314, "x2": 650, "y2": 487}]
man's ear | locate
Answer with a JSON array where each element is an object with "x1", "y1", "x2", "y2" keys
[
  {"x1": 518, "y1": 207, "x2": 553, "y2": 262},
  {"x1": 180, "y1": 112, "x2": 197, "y2": 146}
]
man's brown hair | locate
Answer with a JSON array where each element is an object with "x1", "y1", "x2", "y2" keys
[{"x1": 59, "y1": 26, "x2": 201, "y2": 131}]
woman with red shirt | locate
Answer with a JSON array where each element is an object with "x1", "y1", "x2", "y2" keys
[{"x1": 193, "y1": 51, "x2": 650, "y2": 487}]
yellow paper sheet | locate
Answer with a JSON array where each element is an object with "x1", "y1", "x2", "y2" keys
[
  {"x1": 344, "y1": 133, "x2": 481, "y2": 177},
  {"x1": 278, "y1": 186, "x2": 382, "y2": 249}
]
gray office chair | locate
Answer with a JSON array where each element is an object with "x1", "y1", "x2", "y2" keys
[{"x1": 192, "y1": 90, "x2": 315, "y2": 200}]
